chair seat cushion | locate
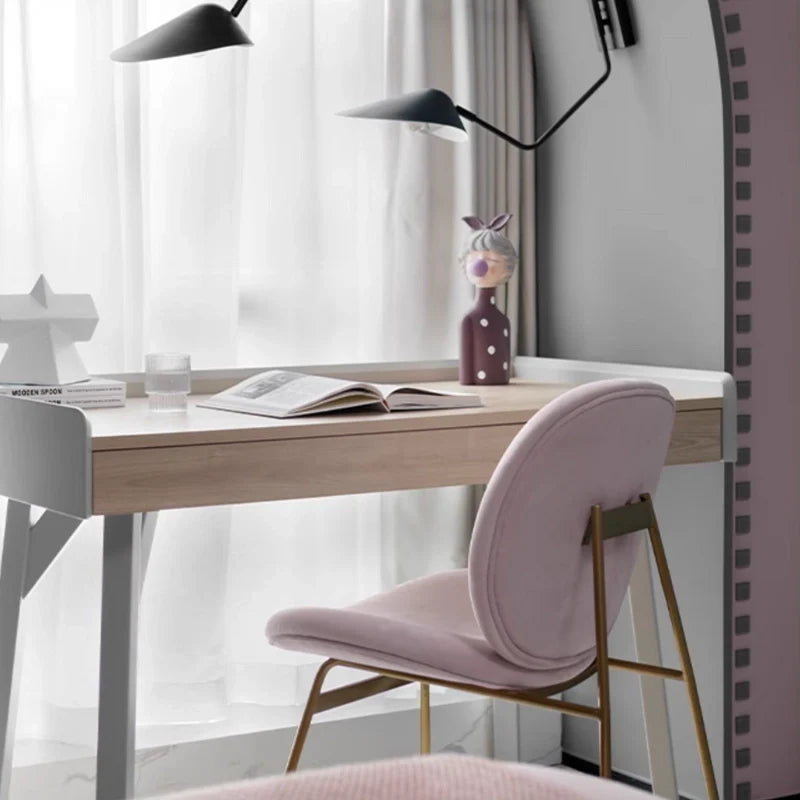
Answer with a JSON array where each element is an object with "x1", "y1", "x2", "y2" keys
[{"x1": 266, "y1": 570, "x2": 595, "y2": 691}]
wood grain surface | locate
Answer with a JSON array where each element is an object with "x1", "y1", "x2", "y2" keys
[{"x1": 87, "y1": 381, "x2": 722, "y2": 514}]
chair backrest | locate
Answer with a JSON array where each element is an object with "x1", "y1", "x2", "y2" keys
[{"x1": 468, "y1": 379, "x2": 675, "y2": 670}]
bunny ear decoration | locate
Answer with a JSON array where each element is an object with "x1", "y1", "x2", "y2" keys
[
  {"x1": 487, "y1": 213, "x2": 512, "y2": 231},
  {"x1": 462, "y1": 216, "x2": 486, "y2": 230},
  {"x1": 462, "y1": 213, "x2": 513, "y2": 231}
]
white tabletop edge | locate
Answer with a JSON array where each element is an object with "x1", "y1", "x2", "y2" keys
[{"x1": 513, "y1": 356, "x2": 735, "y2": 462}]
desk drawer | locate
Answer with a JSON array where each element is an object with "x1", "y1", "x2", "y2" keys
[
  {"x1": 93, "y1": 424, "x2": 520, "y2": 513},
  {"x1": 92, "y1": 409, "x2": 721, "y2": 514}
]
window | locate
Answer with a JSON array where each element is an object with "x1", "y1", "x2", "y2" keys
[{"x1": 1, "y1": 0, "x2": 535, "y2": 782}]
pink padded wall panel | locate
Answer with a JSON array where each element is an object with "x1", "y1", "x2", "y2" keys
[{"x1": 714, "y1": 3, "x2": 800, "y2": 798}]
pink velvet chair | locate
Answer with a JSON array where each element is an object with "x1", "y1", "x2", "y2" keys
[{"x1": 266, "y1": 380, "x2": 718, "y2": 799}]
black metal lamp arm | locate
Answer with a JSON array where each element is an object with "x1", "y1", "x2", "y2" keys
[
  {"x1": 230, "y1": 0, "x2": 251, "y2": 17},
  {"x1": 455, "y1": 0, "x2": 613, "y2": 151}
]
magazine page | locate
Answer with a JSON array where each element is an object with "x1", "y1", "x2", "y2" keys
[
  {"x1": 200, "y1": 371, "x2": 382, "y2": 417},
  {"x1": 369, "y1": 382, "x2": 483, "y2": 410}
]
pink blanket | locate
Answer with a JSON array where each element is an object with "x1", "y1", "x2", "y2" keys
[{"x1": 157, "y1": 755, "x2": 662, "y2": 800}]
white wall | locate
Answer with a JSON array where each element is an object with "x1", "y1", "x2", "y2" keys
[
  {"x1": 532, "y1": 0, "x2": 724, "y2": 370},
  {"x1": 526, "y1": 1, "x2": 726, "y2": 796}
]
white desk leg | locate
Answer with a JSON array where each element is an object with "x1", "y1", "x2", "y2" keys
[
  {"x1": 97, "y1": 514, "x2": 142, "y2": 800},
  {"x1": 0, "y1": 501, "x2": 30, "y2": 800},
  {"x1": 629, "y1": 543, "x2": 678, "y2": 799},
  {"x1": 492, "y1": 700, "x2": 520, "y2": 761},
  {"x1": 139, "y1": 513, "x2": 158, "y2": 594}
]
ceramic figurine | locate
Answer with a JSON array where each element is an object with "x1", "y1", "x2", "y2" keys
[
  {"x1": 458, "y1": 213, "x2": 517, "y2": 385},
  {"x1": 0, "y1": 275, "x2": 98, "y2": 385}
]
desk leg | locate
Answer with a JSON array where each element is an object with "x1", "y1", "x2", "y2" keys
[
  {"x1": 0, "y1": 502, "x2": 30, "y2": 800},
  {"x1": 629, "y1": 543, "x2": 678, "y2": 799},
  {"x1": 97, "y1": 514, "x2": 142, "y2": 800},
  {"x1": 139, "y1": 513, "x2": 158, "y2": 594},
  {"x1": 491, "y1": 700, "x2": 520, "y2": 761}
]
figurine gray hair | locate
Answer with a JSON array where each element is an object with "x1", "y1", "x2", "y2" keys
[{"x1": 459, "y1": 213, "x2": 518, "y2": 287}]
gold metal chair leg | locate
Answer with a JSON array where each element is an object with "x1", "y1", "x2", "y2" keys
[
  {"x1": 419, "y1": 682, "x2": 431, "y2": 754},
  {"x1": 285, "y1": 659, "x2": 337, "y2": 773},
  {"x1": 590, "y1": 506, "x2": 612, "y2": 778},
  {"x1": 644, "y1": 496, "x2": 719, "y2": 800}
]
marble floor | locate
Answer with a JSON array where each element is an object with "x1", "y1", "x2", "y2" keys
[{"x1": 11, "y1": 693, "x2": 497, "y2": 799}]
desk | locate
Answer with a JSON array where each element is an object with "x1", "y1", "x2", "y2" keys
[{"x1": 0, "y1": 359, "x2": 734, "y2": 800}]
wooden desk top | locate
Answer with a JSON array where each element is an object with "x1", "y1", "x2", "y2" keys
[
  {"x1": 86, "y1": 380, "x2": 723, "y2": 452},
  {"x1": 0, "y1": 375, "x2": 726, "y2": 517},
  {"x1": 81, "y1": 379, "x2": 724, "y2": 514}
]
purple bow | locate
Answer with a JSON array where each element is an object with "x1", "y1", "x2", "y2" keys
[{"x1": 462, "y1": 213, "x2": 512, "y2": 232}]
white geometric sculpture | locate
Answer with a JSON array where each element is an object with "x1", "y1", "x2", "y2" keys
[{"x1": 0, "y1": 275, "x2": 99, "y2": 385}]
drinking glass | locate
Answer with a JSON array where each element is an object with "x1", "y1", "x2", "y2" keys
[{"x1": 145, "y1": 353, "x2": 191, "y2": 412}]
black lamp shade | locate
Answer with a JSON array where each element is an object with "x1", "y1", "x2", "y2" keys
[
  {"x1": 339, "y1": 89, "x2": 468, "y2": 143},
  {"x1": 111, "y1": 4, "x2": 253, "y2": 63}
]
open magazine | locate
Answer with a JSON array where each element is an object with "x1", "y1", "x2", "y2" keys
[{"x1": 197, "y1": 370, "x2": 483, "y2": 419}]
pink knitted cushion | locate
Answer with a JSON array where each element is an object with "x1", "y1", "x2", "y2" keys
[{"x1": 154, "y1": 755, "x2": 662, "y2": 800}]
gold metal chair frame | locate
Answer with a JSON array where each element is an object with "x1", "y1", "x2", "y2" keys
[{"x1": 283, "y1": 493, "x2": 719, "y2": 800}]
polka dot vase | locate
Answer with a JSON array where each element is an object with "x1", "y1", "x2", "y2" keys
[{"x1": 457, "y1": 213, "x2": 517, "y2": 386}]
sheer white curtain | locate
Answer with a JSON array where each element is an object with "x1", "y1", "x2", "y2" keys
[
  {"x1": 0, "y1": 0, "x2": 484, "y2": 747},
  {"x1": 469, "y1": 0, "x2": 536, "y2": 357}
]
